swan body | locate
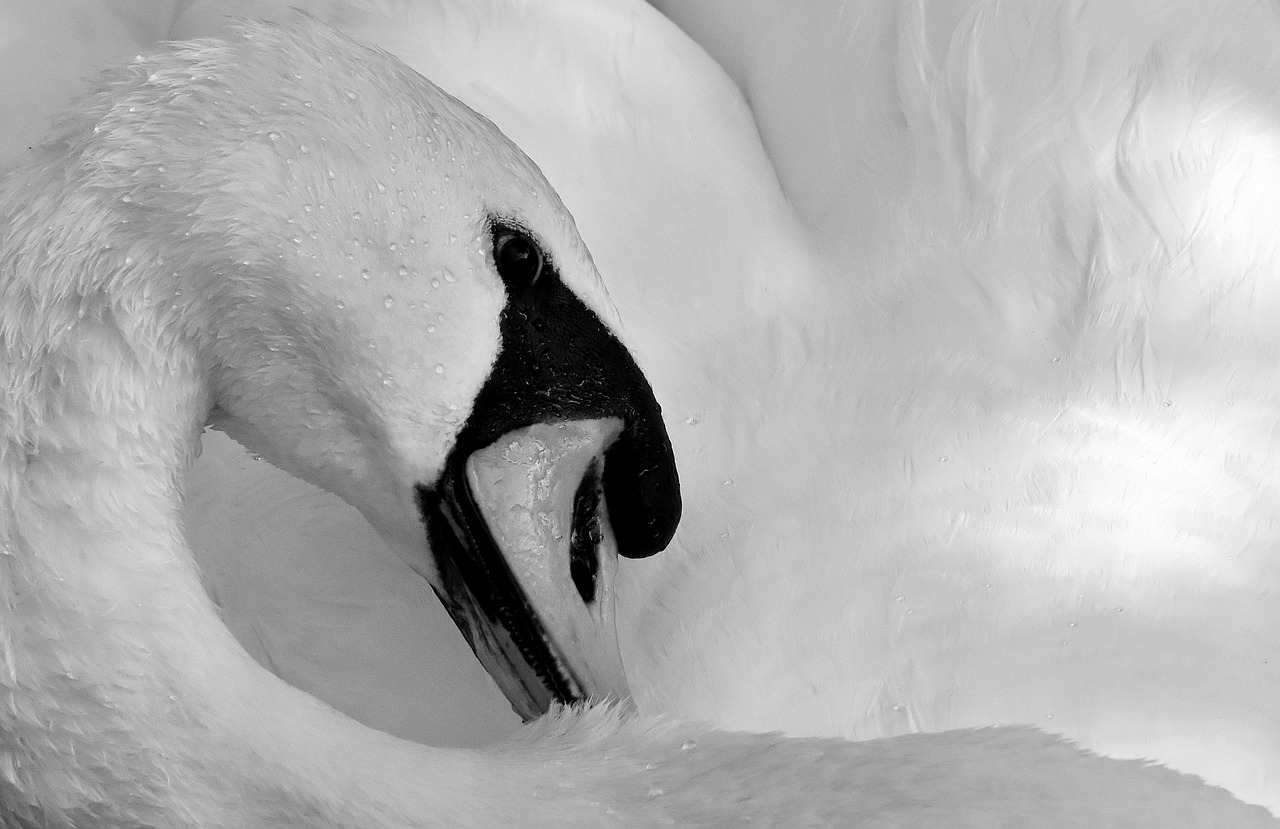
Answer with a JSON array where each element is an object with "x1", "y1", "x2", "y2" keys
[
  {"x1": 636, "y1": 0, "x2": 1280, "y2": 809},
  {"x1": 0, "y1": 7, "x2": 1276, "y2": 826}
]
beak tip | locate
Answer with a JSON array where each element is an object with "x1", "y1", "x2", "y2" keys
[{"x1": 606, "y1": 453, "x2": 682, "y2": 559}]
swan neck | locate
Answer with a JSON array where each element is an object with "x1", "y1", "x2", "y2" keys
[{"x1": 0, "y1": 192, "x2": 471, "y2": 826}]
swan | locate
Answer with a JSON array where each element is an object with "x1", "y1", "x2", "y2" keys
[
  {"x1": 153, "y1": 0, "x2": 1280, "y2": 811},
  {"x1": 271, "y1": 0, "x2": 1278, "y2": 809},
  {"x1": 1, "y1": 7, "x2": 1277, "y2": 826}
]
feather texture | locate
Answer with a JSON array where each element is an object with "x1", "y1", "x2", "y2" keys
[{"x1": 0, "y1": 0, "x2": 1276, "y2": 822}]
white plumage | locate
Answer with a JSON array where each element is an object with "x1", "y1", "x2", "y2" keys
[
  {"x1": 639, "y1": 1, "x2": 1280, "y2": 807},
  {"x1": 0, "y1": 0, "x2": 1276, "y2": 822}
]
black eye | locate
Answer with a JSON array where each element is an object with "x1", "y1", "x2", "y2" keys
[{"x1": 493, "y1": 226, "x2": 544, "y2": 292}]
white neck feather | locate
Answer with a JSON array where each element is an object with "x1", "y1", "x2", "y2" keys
[{"x1": 0, "y1": 204, "x2": 439, "y2": 826}]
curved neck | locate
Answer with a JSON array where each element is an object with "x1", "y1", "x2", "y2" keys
[{"x1": 0, "y1": 221, "x2": 493, "y2": 827}]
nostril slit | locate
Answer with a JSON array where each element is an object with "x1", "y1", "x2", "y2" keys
[{"x1": 569, "y1": 460, "x2": 603, "y2": 605}]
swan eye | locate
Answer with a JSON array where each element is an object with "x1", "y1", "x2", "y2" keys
[{"x1": 492, "y1": 226, "x2": 544, "y2": 292}]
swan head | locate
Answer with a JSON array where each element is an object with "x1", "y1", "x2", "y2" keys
[{"x1": 27, "y1": 18, "x2": 680, "y2": 720}]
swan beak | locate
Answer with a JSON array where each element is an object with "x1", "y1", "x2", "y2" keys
[{"x1": 421, "y1": 418, "x2": 631, "y2": 721}]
